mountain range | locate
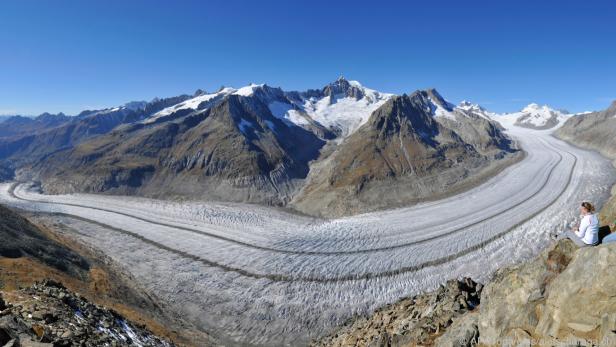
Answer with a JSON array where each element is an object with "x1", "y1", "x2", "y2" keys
[{"x1": 0, "y1": 77, "x2": 565, "y2": 216}]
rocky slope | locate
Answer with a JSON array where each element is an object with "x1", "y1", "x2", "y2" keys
[
  {"x1": 292, "y1": 90, "x2": 518, "y2": 217},
  {"x1": 0, "y1": 280, "x2": 172, "y2": 347},
  {"x1": 0, "y1": 204, "x2": 90, "y2": 277},
  {"x1": 311, "y1": 278, "x2": 482, "y2": 347}
]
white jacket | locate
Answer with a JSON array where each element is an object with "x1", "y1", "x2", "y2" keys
[{"x1": 575, "y1": 213, "x2": 599, "y2": 245}]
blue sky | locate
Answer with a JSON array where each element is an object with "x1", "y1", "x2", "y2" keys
[{"x1": 1, "y1": 0, "x2": 615, "y2": 115}]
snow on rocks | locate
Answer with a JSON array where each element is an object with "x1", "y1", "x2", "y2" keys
[
  {"x1": 0, "y1": 280, "x2": 172, "y2": 347},
  {"x1": 143, "y1": 87, "x2": 236, "y2": 123}
]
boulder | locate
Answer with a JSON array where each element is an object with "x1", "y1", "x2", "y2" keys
[
  {"x1": 479, "y1": 240, "x2": 616, "y2": 345},
  {"x1": 535, "y1": 244, "x2": 616, "y2": 339},
  {"x1": 478, "y1": 240, "x2": 576, "y2": 345}
]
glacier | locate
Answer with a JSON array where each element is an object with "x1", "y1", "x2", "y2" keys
[{"x1": 0, "y1": 123, "x2": 614, "y2": 346}]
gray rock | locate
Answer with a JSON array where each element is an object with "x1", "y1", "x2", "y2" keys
[
  {"x1": 478, "y1": 239, "x2": 576, "y2": 345},
  {"x1": 0, "y1": 281, "x2": 174, "y2": 347},
  {"x1": 479, "y1": 239, "x2": 616, "y2": 345},
  {"x1": 434, "y1": 311, "x2": 479, "y2": 347}
]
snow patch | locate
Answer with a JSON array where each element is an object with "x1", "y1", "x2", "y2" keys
[
  {"x1": 301, "y1": 90, "x2": 392, "y2": 136},
  {"x1": 428, "y1": 97, "x2": 456, "y2": 120},
  {"x1": 268, "y1": 101, "x2": 310, "y2": 125}
]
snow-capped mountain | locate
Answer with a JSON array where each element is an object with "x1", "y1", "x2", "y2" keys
[
  {"x1": 495, "y1": 103, "x2": 569, "y2": 130},
  {"x1": 284, "y1": 77, "x2": 393, "y2": 137}
]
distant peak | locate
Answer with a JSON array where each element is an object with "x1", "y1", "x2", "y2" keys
[
  {"x1": 330, "y1": 76, "x2": 350, "y2": 87},
  {"x1": 194, "y1": 89, "x2": 207, "y2": 97},
  {"x1": 123, "y1": 101, "x2": 147, "y2": 111},
  {"x1": 458, "y1": 100, "x2": 484, "y2": 110},
  {"x1": 323, "y1": 77, "x2": 365, "y2": 99},
  {"x1": 522, "y1": 103, "x2": 545, "y2": 112}
]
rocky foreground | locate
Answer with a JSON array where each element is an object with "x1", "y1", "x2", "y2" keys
[
  {"x1": 313, "y1": 238, "x2": 616, "y2": 347},
  {"x1": 311, "y1": 278, "x2": 482, "y2": 346},
  {"x1": 0, "y1": 280, "x2": 173, "y2": 347}
]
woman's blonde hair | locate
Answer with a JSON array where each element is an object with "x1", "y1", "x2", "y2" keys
[{"x1": 581, "y1": 201, "x2": 596, "y2": 214}]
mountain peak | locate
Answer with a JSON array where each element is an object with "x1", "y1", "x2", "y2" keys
[
  {"x1": 521, "y1": 103, "x2": 553, "y2": 113},
  {"x1": 323, "y1": 77, "x2": 365, "y2": 100},
  {"x1": 425, "y1": 89, "x2": 453, "y2": 110},
  {"x1": 122, "y1": 101, "x2": 147, "y2": 111},
  {"x1": 194, "y1": 89, "x2": 207, "y2": 97},
  {"x1": 458, "y1": 100, "x2": 485, "y2": 111},
  {"x1": 510, "y1": 103, "x2": 569, "y2": 129}
]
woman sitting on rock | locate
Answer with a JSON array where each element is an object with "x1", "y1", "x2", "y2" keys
[{"x1": 556, "y1": 202, "x2": 599, "y2": 247}]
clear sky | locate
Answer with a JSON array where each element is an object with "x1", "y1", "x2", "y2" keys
[{"x1": 1, "y1": 0, "x2": 615, "y2": 115}]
